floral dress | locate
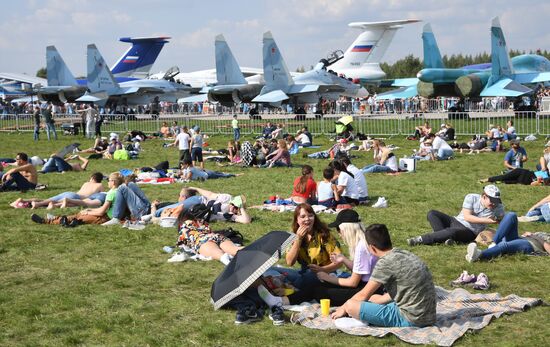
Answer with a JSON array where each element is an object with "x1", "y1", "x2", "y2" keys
[{"x1": 177, "y1": 219, "x2": 227, "y2": 253}]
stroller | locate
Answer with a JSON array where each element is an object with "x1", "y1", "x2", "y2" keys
[{"x1": 334, "y1": 115, "x2": 354, "y2": 141}]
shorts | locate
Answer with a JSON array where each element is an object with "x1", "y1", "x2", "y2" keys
[
  {"x1": 88, "y1": 192, "x2": 107, "y2": 204},
  {"x1": 184, "y1": 232, "x2": 228, "y2": 253},
  {"x1": 191, "y1": 147, "x2": 203, "y2": 162},
  {"x1": 359, "y1": 301, "x2": 415, "y2": 328}
]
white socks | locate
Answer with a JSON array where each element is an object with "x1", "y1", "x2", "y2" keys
[
  {"x1": 219, "y1": 253, "x2": 233, "y2": 266},
  {"x1": 257, "y1": 285, "x2": 283, "y2": 307}
]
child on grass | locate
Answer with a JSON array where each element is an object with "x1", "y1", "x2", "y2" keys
[
  {"x1": 331, "y1": 224, "x2": 436, "y2": 327},
  {"x1": 317, "y1": 167, "x2": 338, "y2": 209}
]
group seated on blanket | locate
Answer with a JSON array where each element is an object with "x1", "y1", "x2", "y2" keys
[
  {"x1": 0, "y1": 153, "x2": 38, "y2": 192},
  {"x1": 30, "y1": 172, "x2": 123, "y2": 226},
  {"x1": 465, "y1": 212, "x2": 550, "y2": 262},
  {"x1": 143, "y1": 186, "x2": 251, "y2": 225},
  {"x1": 257, "y1": 210, "x2": 382, "y2": 311},
  {"x1": 361, "y1": 140, "x2": 398, "y2": 173},
  {"x1": 173, "y1": 206, "x2": 243, "y2": 265},
  {"x1": 259, "y1": 139, "x2": 291, "y2": 168},
  {"x1": 11, "y1": 172, "x2": 105, "y2": 209},
  {"x1": 102, "y1": 133, "x2": 124, "y2": 159},
  {"x1": 407, "y1": 185, "x2": 505, "y2": 246},
  {"x1": 39, "y1": 154, "x2": 89, "y2": 173}
]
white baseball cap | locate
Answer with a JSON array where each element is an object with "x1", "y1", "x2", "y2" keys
[{"x1": 483, "y1": 185, "x2": 501, "y2": 204}]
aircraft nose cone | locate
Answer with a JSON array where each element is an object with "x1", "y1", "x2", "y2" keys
[{"x1": 416, "y1": 71, "x2": 423, "y2": 79}]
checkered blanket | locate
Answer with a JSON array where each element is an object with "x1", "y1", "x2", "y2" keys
[{"x1": 290, "y1": 286, "x2": 543, "y2": 346}]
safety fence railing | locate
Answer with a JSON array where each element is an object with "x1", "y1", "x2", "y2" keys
[{"x1": 1, "y1": 111, "x2": 549, "y2": 137}]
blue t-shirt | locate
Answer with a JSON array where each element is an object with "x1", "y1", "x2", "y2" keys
[{"x1": 504, "y1": 147, "x2": 527, "y2": 168}]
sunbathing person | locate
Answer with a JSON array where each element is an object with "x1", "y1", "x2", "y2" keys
[
  {"x1": 479, "y1": 168, "x2": 549, "y2": 186},
  {"x1": 187, "y1": 186, "x2": 251, "y2": 224},
  {"x1": 30, "y1": 172, "x2": 123, "y2": 226},
  {"x1": 11, "y1": 172, "x2": 104, "y2": 209},
  {"x1": 0, "y1": 153, "x2": 38, "y2": 192},
  {"x1": 40, "y1": 154, "x2": 89, "y2": 173},
  {"x1": 465, "y1": 212, "x2": 550, "y2": 262},
  {"x1": 79, "y1": 137, "x2": 109, "y2": 154},
  {"x1": 180, "y1": 159, "x2": 239, "y2": 181},
  {"x1": 175, "y1": 206, "x2": 243, "y2": 265}
]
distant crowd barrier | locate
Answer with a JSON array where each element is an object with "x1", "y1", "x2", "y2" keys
[{"x1": 1, "y1": 111, "x2": 549, "y2": 137}]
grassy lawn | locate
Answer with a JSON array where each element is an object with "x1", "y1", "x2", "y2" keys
[{"x1": 0, "y1": 129, "x2": 549, "y2": 346}]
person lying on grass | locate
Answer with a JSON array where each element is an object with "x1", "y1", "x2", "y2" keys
[
  {"x1": 465, "y1": 212, "x2": 550, "y2": 262},
  {"x1": 331, "y1": 223, "x2": 436, "y2": 328},
  {"x1": 30, "y1": 172, "x2": 122, "y2": 226},
  {"x1": 39, "y1": 154, "x2": 89, "y2": 173},
  {"x1": 11, "y1": 172, "x2": 104, "y2": 209}
]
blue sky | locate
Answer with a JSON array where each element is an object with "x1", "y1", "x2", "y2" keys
[{"x1": 1, "y1": 0, "x2": 549, "y2": 76}]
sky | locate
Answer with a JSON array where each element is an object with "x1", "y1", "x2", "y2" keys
[{"x1": 1, "y1": 0, "x2": 549, "y2": 77}]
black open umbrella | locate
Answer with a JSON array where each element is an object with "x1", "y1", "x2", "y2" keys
[{"x1": 211, "y1": 230, "x2": 296, "y2": 310}]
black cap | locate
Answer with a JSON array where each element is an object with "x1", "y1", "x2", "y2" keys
[{"x1": 328, "y1": 209, "x2": 360, "y2": 228}]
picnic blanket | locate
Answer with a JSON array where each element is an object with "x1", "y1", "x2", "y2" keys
[{"x1": 290, "y1": 286, "x2": 543, "y2": 346}]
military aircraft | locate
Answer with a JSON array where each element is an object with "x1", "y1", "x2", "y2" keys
[
  {"x1": 383, "y1": 17, "x2": 550, "y2": 100},
  {"x1": 76, "y1": 44, "x2": 192, "y2": 106},
  {"x1": 251, "y1": 31, "x2": 368, "y2": 107}
]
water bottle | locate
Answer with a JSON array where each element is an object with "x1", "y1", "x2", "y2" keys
[{"x1": 163, "y1": 246, "x2": 174, "y2": 254}]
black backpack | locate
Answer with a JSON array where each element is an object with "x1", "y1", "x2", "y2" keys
[
  {"x1": 215, "y1": 227, "x2": 244, "y2": 245},
  {"x1": 188, "y1": 203, "x2": 212, "y2": 222}
]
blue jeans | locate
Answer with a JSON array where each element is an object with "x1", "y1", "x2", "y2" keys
[
  {"x1": 359, "y1": 301, "x2": 415, "y2": 327},
  {"x1": 233, "y1": 128, "x2": 241, "y2": 141},
  {"x1": 49, "y1": 191, "x2": 82, "y2": 201},
  {"x1": 112, "y1": 182, "x2": 151, "y2": 219},
  {"x1": 362, "y1": 164, "x2": 394, "y2": 173},
  {"x1": 271, "y1": 267, "x2": 321, "y2": 290},
  {"x1": 206, "y1": 170, "x2": 235, "y2": 179},
  {"x1": 1, "y1": 172, "x2": 37, "y2": 191},
  {"x1": 88, "y1": 192, "x2": 107, "y2": 204},
  {"x1": 480, "y1": 212, "x2": 534, "y2": 260},
  {"x1": 45, "y1": 122, "x2": 58, "y2": 140},
  {"x1": 437, "y1": 148, "x2": 454, "y2": 160},
  {"x1": 41, "y1": 156, "x2": 72, "y2": 173},
  {"x1": 154, "y1": 195, "x2": 202, "y2": 217},
  {"x1": 33, "y1": 125, "x2": 40, "y2": 141},
  {"x1": 525, "y1": 203, "x2": 550, "y2": 223}
]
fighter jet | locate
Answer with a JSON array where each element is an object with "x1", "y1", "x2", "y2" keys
[
  {"x1": 251, "y1": 31, "x2": 368, "y2": 107},
  {"x1": 77, "y1": 44, "x2": 192, "y2": 106}
]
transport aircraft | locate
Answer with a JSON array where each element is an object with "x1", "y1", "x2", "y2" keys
[
  {"x1": 250, "y1": 31, "x2": 368, "y2": 107},
  {"x1": 76, "y1": 44, "x2": 192, "y2": 106}
]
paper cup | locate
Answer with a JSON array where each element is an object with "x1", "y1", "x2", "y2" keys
[{"x1": 320, "y1": 299, "x2": 330, "y2": 317}]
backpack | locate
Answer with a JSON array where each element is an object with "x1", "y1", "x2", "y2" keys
[
  {"x1": 113, "y1": 149, "x2": 130, "y2": 160},
  {"x1": 187, "y1": 203, "x2": 212, "y2": 222},
  {"x1": 215, "y1": 227, "x2": 244, "y2": 245}
]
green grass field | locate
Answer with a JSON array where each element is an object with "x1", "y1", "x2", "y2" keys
[{"x1": 1, "y1": 130, "x2": 549, "y2": 346}]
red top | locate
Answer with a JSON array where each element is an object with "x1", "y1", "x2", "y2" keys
[{"x1": 292, "y1": 177, "x2": 317, "y2": 199}]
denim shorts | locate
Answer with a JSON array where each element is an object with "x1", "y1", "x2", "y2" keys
[
  {"x1": 50, "y1": 192, "x2": 82, "y2": 202},
  {"x1": 359, "y1": 301, "x2": 415, "y2": 327},
  {"x1": 191, "y1": 147, "x2": 203, "y2": 162}
]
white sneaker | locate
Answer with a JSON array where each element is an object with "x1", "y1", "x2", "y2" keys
[
  {"x1": 517, "y1": 215, "x2": 540, "y2": 223},
  {"x1": 488, "y1": 242, "x2": 496, "y2": 249},
  {"x1": 465, "y1": 242, "x2": 482, "y2": 263},
  {"x1": 140, "y1": 214, "x2": 153, "y2": 223},
  {"x1": 102, "y1": 218, "x2": 121, "y2": 226},
  {"x1": 372, "y1": 197, "x2": 388, "y2": 208},
  {"x1": 167, "y1": 253, "x2": 189, "y2": 263},
  {"x1": 128, "y1": 222, "x2": 146, "y2": 231}
]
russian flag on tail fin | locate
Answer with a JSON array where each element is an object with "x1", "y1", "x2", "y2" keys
[
  {"x1": 351, "y1": 45, "x2": 373, "y2": 52},
  {"x1": 111, "y1": 36, "x2": 171, "y2": 78}
]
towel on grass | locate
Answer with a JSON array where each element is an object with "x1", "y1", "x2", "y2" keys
[{"x1": 290, "y1": 286, "x2": 543, "y2": 346}]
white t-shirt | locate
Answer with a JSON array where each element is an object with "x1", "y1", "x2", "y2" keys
[
  {"x1": 337, "y1": 171, "x2": 359, "y2": 200},
  {"x1": 455, "y1": 193, "x2": 505, "y2": 234},
  {"x1": 317, "y1": 181, "x2": 334, "y2": 201},
  {"x1": 183, "y1": 167, "x2": 208, "y2": 180},
  {"x1": 176, "y1": 132, "x2": 190, "y2": 150},
  {"x1": 347, "y1": 164, "x2": 368, "y2": 198},
  {"x1": 298, "y1": 134, "x2": 311, "y2": 146},
  {"x1": 352, "y1": 241, "x2": 378, "y2": 283},
  {"x1": 432, "y1": 136, "x2": 452, "y2": 151}
]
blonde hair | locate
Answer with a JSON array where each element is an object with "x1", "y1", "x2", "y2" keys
[
  {"x1": 338, "y1": 222, "x2": 367, "y2": 260},
  {"x1": 277, "y1": 139, "x2": 288, "y2": 150},
  {"x1": 109, "y1": 172, "x2": 124, "y2": 187}
]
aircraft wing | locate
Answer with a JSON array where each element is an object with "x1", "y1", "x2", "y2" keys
[
  {"x1": 38, "y1": 86, "x2": 83, "y2": 93},
  {"x1": 289, "y1": 84, "x2": 321, "y2": 94},
  {"x1": 252, "y1": 90, "x2": 289, "y2": 103},
  {"x1": 513, "y1": 72, "x2": 550, "y2": 84},
  {"x1": 0, "y1": 72, "x2": 47, "y2": 86},
  {"x1": 377, "y1": 85, "x2": 418, "y2": 100},
  {"x1": 480, "y1": 78, "x2": 531, "y2": 97},
  {"x1": 178, "y1": 94, "x2": 208, "y2": 103},
  {"x1": 391, "y1": 78, "x2": 418, "y2": 87},
  {"x1": 76, "y1": 92, "x2": 109, "y2": 103}
]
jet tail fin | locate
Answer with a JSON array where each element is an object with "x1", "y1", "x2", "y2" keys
[
  {"x1": 46, "y1": 46, "x2": 78, "y2": 87},
  {"x1": 422, "y1": 23, "x2": 444, "y2": 69},
  {"x1": 330, "y1": 19, "x2": 420, "y2": 71},
  {"x1": 490, "y1": 17, "x2": 514, "y2": 80},
  {"x1": 87, "y1": 44, "x2": 119, "y2": 94},
  {"x1": 262, "y1": 31, "x2": 294, "y2": 90},
  {"x1": 215, "y1": 34, "x2": 247, "y2": 85},
  {"x1": 110, "y1": 36, "x2": 171, "y2": 78}
]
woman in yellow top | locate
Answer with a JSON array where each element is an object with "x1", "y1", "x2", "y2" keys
[{"x1": 282, "y1": 203, "x2": 342, "y2": 289}]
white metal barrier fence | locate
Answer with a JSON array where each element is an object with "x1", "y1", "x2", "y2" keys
[{"x1": 1, "y1": 112, "x2": 548, "y2": 137}]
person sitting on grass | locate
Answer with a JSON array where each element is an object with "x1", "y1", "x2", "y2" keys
[
  {"x1": 262, "y1": 139, "x2": 291, "y2": 168},
  {"x1": 503, "y1": 139, "x2": 527, "y2": 171},
  {"x1": 0, "y1": 153, "x2": 37, "y2": 192},
  {"x1": 407, "y1": 185, "x2": 505, "y2": 246},
  {"x1": 30, "y1": 172, "x2": 122, "y2": 226},
  {"x1": 174, "y1": 206, "x2": 243, "y2": 265},
  {"x1": 317, "y1": 167, "x2": 339, "y2": 209},
  {"x1": 11, "y1": 172, "x2": 104, "y2": 209},
  {"x1": 332, "y1": 159, "x2": 360, "y2": 206},
  {"x1": 426, "y1": 133, "x2": 454, "y2": 161},
  {"x1": 102, "y1": 174, "x2": 151, "y2": 226},
  {"x1": 465, "y1": 212, "x2": 550, "y2": 262},
  {"x1": 361, "y1": 140, "x2": 398, "y2": 173},
  {"x1": 290, "y1": 165, "x2": 317, "y2": 204},
  {"x1": 39, "y1": 154, "x2": 89, "y2": 173},
  {"x1": 330, "y1": 223, "x2": 437, "y2": 328}
]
